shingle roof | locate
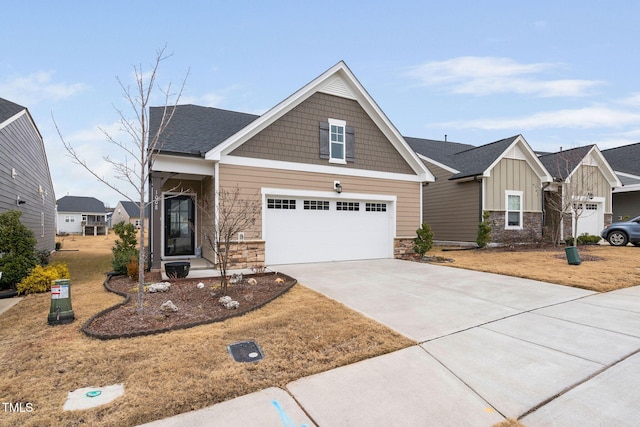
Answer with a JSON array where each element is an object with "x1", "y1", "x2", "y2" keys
[
  {"x1": 538, "y1": 145, "x2": 595, "y2": 180},
  {"x1": 406, "y1": 135, "x2": 520, "y2": 180},
  {"x1": 0, "y1": 97, "x2": 26, "y2": 123},
  {"x1": 602, "y1": 142, "x2": 640, "y2": 176},
  {"x1": 57, "y1": 196, "x2": 106, "y2": 213},
  {"x1": 149, "y1": 105, "x2": 259, "y2": 155},
  {"x1": 118, "y1": 201, "x2": 149, "y2": 218}
]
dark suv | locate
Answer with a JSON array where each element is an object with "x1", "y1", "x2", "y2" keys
[{"x1": 601, "y1": 216, "x2": 640, "y2": 246}]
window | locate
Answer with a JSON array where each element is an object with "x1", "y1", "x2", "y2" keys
[
  {"x1": 304, "y1": 200, "x2": 330, "y2": 211},
  {"x1": 329, "y1": 119, "x2": 346, "y2": 163},
  {"x1": 337, "y1": 201, "x2": 359, "y2": 211},
  {"x1": 65, "y1": 215, "x2": 75, "y2": 223},
  {"x1": 267, "y1": 199, "x2": 296, "y2": 209},
  {"x1": 366, "y1": 203, "x2": 387, "y2": 212},
  {"x1": 505, "y1": 191, "x2": 523, "y2": 229}
]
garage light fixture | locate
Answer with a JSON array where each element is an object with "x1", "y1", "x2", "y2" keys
[{"x1": 334, "y1": 181, "x2": 342, "y2": 194}]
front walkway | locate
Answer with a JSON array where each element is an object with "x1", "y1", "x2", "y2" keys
[{"x1": 142, "y1": 259, "x2": 640, "y2": 426}]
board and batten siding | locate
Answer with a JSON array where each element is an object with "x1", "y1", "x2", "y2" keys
[
  {"x1": 218, "y1": 163, "x2": 421, "y2": 238},
  {"x1": 0, "y1": 112, "x2": 56, "y2": 251},
  {"x1": 571, "y1": 165, "x2": 612, "y2": 212},
  {"x1": 485, "y1": 158, "x2": 542, "y2": 212},
  {"x1": 421, "y1": 161, "x2": 480, "y2": 242}
]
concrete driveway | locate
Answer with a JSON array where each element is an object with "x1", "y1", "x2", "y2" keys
[{"x1": 144, "y1": 259, "x2": 640, "y2": 426}]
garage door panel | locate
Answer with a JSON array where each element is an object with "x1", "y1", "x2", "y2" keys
[{"x1": 265, "y1": 198, "x2": 392, "y2": 265}]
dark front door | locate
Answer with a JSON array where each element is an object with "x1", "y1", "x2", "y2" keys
[{"x1": 164, "y1": 195, "x2": 195, "y2": 256}]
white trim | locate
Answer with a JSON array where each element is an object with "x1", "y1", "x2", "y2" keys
[
  {"x1": 505, "y1": 190, "x2": 524, "y2": 230},
  {"x1": 221, "y1": 154, "x2": 430, "y2": 182},
  {"x1": 614, "y1": 183, "x2": 640, "y2": 193},
  {"x1": 153, "y1": 154, "x2": 216, "y2": 176},
  {"x1": 566, "y1": 146, "x2": 621, "y2": 188},
  {"x1": 328, "y1": 118, "x2": 346, "y2": 163},
  {"x1": 416, "y1": 153, "x2": 460, "y2": 174},
  {"x1": 0, "y1": 109, "x2": 27, "y2": 130},
  {"x1": 484, "y1": 135, "x2": 552, "y2": 182}
]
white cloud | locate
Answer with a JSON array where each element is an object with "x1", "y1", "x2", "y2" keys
[
  {"x1": 432, "y1": 105, "x2": 640, "y2": 131},
  {"x1": 406, "y1": 56, "x2": 603, "y2": 97},
  {"x1": 0, "y1": 71, "x2": 88, "y2": 105}
]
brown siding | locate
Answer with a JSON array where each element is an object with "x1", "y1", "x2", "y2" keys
[
  {"x1": 229, "y1": 92, "x2": 414, "y2": 174},
  {"x1": 421, "y1": 161, "x2": 480, "y2": 242},
  {"x1": 218, "y1": 164, "x2": 421, "y2": 238},
  {"x1": 612, "y1": 192, "x2": 640, "y2": 222}
]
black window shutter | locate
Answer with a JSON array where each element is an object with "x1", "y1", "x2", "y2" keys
[
  {"x1": 319, "y1": 122, "x2": 330, "y2": 159},
  {"x1": 346, "y1": 126, "x2": 355, "y2": 162}
]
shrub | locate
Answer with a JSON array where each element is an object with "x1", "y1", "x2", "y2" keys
[
  {"x1": 16, "y1": 263, "x2": 70, "y2": 295},
  {"x1": 112, "y1": 248, "x2": 139, "y2": 274},
  {"x1": 413, "y1": 223, "x2": 434, "y2": 257},
  {"x1": 476, "y1": 210, "x2": 492, "y2": 248},
  {"x1": 566, "y1": 233, "x2": 602, "y2": 246},
  {"x1": 36, "y1": 249, "x2": 51, "y2": 266},
  {"x1": 126, "y1": 255, "x2": 139, "y2": 281},
  {"x1": 0, "y1": 210, "x2": 37, "y2": 289}
]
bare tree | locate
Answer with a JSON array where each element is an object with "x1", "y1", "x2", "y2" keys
[
  {"x1": 54, "y1": 46, "x2": 188, "y2": 314},
  {"x1": 200, "y1": 187, "x2": 261, "y2": 295},
  {"x1": 544, "y1": 148, "x2": 600, "y2": 246}
]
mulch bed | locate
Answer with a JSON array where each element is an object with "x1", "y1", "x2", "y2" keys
[{"x1": 82, "y1": 272, "x2": 296, "y2": 340}]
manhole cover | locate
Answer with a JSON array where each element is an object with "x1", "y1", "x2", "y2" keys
[{"x1": 228, "y1": 340, "x2": 264, "y2": 362}]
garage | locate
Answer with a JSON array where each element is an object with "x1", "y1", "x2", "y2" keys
[
  {"x1": 264, "y1": 196, "x2": 394, "y2": 265},
  {"x1": 575, "y1": 201, "x2": 603, "y2": 237}
]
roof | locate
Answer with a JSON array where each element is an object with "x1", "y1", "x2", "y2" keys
[
  {"x1": 407, "y1": 135, "x2": 521, "y2": 180},
  {"x1": 149, "y1": 105, "x2": 259, "y2": 156},
  {"x1": 0, "y1": 97, "x2": 26, "y2": 123},
  {"x1": 538, "y1": 145, "x2": 595, "y2": 180},
  {"x1": 56, "y1": 196, "x2": 106, "y2": 213},
  {"x1": 602, "y1": 142, "x2": 640, "y2": 176},
  {"x1": 118, "y1": 201, "x2": 149, "y2": 218}
]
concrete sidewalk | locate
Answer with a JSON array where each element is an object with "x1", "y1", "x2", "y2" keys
[
  {"x1": 0, "y1": 295, "x2": 22, "y2": 316},
  {"x1": 141, "y1": 259, "x2": 640, "y2": 426}
]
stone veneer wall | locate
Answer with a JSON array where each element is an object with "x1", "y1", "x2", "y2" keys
[
  {"x1": 219, "y1": 240, "x2": 265, "y2": 270},
  {"x1": 394, "y1": 238, "x2": 417, "y2": 260},
  {"x1": 487, "y1": 211, "x2": 543, "y2": 244}
]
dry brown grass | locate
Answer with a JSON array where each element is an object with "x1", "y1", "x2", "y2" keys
[
  {"x1": 430, "y1": 244, "x2": 640, "y2": 292},
  {"x1": 0, "y1": 235, "x2": 413, "y2": 426}
]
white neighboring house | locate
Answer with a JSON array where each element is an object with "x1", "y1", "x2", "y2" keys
[
  {"x1": 111, "y1": 201, "x2": 149, "y2": 230},
  {"x1": 56, "y1": 196, "x2": 108, "y2": 236}
]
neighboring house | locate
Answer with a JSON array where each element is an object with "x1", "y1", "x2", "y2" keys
[
  {"x1": 147, "y1": 61, "x2": 434, "y2": 270},
  {"x1": 112, "y1": 201, "x2": 149, "y2": 230},
  {"x1": 56, "y1": 196, "x2": 108, "y2": 236},
  {"x1": 602, "y1": 142, "x2": 640, "y2": 222},
  {"x1": 407, "y1": 135, "x2": 551, "y2": 244},
  {"x1": 539, "y1": 145, "x2": 620, "y2": 240},
  {"x1": 0, "y1": 97, "x2": 56, "y2": 251}
]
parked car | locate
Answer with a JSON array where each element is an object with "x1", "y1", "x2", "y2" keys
[{"x1": 601, "y1": 216, "x2": 640, "y2": 246}]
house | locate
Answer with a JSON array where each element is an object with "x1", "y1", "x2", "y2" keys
[
  {"x1": 602, "y1": 142, "x2": 640, "y2": 222},
  {"x1": 147, "y1": 61, "x2": 434, "y2": 270},
  {"x1": 0, "y1": 97, "x2": 56, "y2": 251},
  {"x1": 407, "y1": 135, "x2": 551, "y2": 244},
  {"x1": 112, "y1": 201, "x2": 149, "y2": 230},
  {"x1": 539, "y1": 145, "x2": 620, "y2": 240},
  {"x1": 56, "y1": 196, "x2": 108, "y2": 236}
]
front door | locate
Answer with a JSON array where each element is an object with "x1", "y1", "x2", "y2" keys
[{"x1": 164, "y1": 195, "x2": 195, "y2": 256}]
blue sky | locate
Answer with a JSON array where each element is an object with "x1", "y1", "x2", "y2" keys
[{"x1": 2, "y1": 1, "x2": 639, "y2": 207}]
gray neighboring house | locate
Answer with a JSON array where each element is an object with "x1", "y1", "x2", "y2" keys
[
  {"x1": 0, "y1": 97, "x2": 56, "y2": 251},
  {"x1": 602, "y1": 142, "x2": 640, "y2": 222},
  {"x1": 56, "y1": 196, "x2": 108, "y2": 236},
  {"x1": 112, "y1": 200, "x2": 149, "y2": 230},
  {"x1": 407, "y1": 134, "x2": 551, "y2": 244}
]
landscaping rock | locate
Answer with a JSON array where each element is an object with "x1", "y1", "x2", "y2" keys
[
  {"x1": 219, "y1": 295, "x2": 239, "y2": 309},
  {"x1": 247, "y1": 278, "x2": 257, "y2": 285},
  {"x1": 148, "y1": 282, "x2": 171, "y2": 293},
  {"x1": 229, "y1": 273, "x2": 243, "y2": 285},
  {"x1": 160, "y1": 300, "x2": 178, "y2": 313},
  {"x1": 197, "y1": 282, "x2": 205, "y2": 289}
]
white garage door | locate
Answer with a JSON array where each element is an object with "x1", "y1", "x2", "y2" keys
[
  {"x1": 264, "y1": 197, "x2": 393, "y2": 265},
  {"x1": 575, "y1": 202, "x2": 602, "y2": 237}
]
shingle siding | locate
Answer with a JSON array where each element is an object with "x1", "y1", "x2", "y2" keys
[
  {"x1": 0, "y1": 111, "x2": 56, "y2": 251},
  {"x1": 229, "y1": 92, "x2": 414, "y2": 174}
]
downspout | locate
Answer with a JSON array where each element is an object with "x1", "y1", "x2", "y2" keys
[
  {"x1": 541, "y1": 182, "x2": 551, "y2": 239},
  {"x1": 474, "y1": 175, "x2": 483, "y2": 221}
]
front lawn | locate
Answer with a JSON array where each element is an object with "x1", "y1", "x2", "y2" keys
[{"x1": 0, "y1": 235, "x2": 412, "y2": 426}]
